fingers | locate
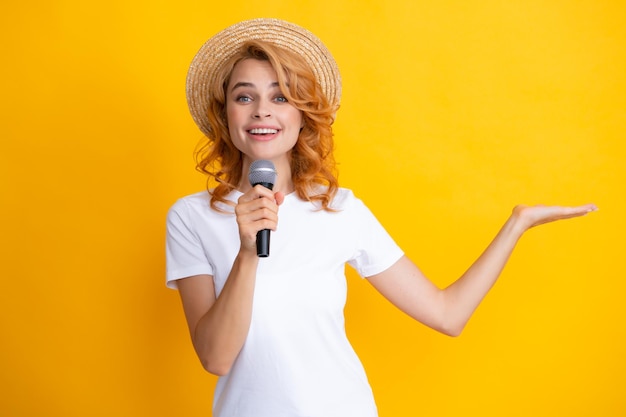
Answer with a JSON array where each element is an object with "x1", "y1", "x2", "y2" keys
[
  {"x1": 578, "y1": 203, "x2": 599, "y2": 214},
  {"x1": 274, "y1": 191, "x2": 285, "y2": 206},
  {"x1": 554, "y1": 204, "x2": 598, "y2": 220},
  {"x1": 236, "y1": 198, "x2": 279, "y2": 231},
  {"x1": 235, "y1": 186, "x2": 283, "y2": 251}
]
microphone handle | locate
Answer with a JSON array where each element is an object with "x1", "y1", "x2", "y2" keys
[
  {"x1": 252, "y1": 181, "x2": 274, "y2": 258},
  {"x1": 256, "y1": 229, "x2": 270, "y2": 257}
]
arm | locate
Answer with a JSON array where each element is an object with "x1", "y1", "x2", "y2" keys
[
  {"x1": 176, "y1": 186, "x2": 284, "y2": 375},
  {"x1": 367, "y1": 203, "x2": 597, "y2": 337}
]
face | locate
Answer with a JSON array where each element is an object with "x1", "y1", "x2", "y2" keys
[{"x1": 225, "y1": 58, "x2": 303, "y2": 169}]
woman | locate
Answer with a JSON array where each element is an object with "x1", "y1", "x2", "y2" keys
[{"x1": 166, "y1": 18, "x2": 596, "y2": 417}]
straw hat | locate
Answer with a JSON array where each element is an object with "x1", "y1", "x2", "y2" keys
[{"x1": 186, "y1": 18, "x2": 342, "y2": 136}]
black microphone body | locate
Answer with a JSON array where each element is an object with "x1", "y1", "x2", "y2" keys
[{"x1": 248, "y1": 160, "x2": 277, "y2": 258}]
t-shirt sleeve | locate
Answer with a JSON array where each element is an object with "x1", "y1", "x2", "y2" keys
[
  {"x1": 165, "y1": 199, "x2": 214, "y2": 289},
  {"x1": 346, "y1": 196, "x2": 404, "y2": 278}
]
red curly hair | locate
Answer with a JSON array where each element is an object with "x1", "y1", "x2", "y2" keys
[{"x1": 194, "y1": 40, "x2": 339, "y2": 211}]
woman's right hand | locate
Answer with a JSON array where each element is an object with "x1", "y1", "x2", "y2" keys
[
  {"x1": 177, "y1": 187, "x2": 285, "y2": 376},
  {"x1": 235, "y1": 185, "x2": 285, "y2": 253}
]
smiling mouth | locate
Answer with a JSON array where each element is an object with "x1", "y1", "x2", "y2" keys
[{"x1": 248, "y1": 128, "x2": 279, "y2": 135}]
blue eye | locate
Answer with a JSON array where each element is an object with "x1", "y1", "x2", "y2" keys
[
  {"x1": 236, "y1": 96, "x2": 252, "y2": 102},
  {"x1": 275, "y1": 96, "x2": 288, "y2": 103}
]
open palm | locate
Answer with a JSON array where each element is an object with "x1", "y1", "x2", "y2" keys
[{"x1": 513, "y1": 203, "x2": 598, "y2": 230}]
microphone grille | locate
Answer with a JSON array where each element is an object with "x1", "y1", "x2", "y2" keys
[{"x1": 248, "y1": 160, "x2": 277, "y2": 186}]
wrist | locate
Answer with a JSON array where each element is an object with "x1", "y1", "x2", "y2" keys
[
  {"x1": 508, "y1": 205, "x2": 533, "y2": 237},
  {"x1": 237, "y1": 246, "x2": 260, "y2": 264}
]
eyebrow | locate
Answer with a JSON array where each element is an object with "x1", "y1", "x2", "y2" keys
[{"x1": 230, "y1": 81, "x2": 280, "y2": 92}]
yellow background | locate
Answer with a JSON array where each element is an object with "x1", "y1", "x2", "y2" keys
[{"x1": 2, "y1": 1, "x2": 624, "y2": 416}]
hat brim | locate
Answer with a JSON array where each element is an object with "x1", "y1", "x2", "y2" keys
[{"x1": 186, "y1": 18, "x2": 342, "y2": 136}]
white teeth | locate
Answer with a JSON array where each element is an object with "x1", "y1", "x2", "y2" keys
[{"x1": 249, "y1": 128, "x2": 278, "y2": 134}]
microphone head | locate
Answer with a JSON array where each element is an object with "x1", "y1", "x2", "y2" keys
[{"x1": 248, "y1": 160, "x2": 277, "y2": 187}]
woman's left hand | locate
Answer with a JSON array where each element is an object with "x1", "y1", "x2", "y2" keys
[{"x1": 512, "y1": 203, "x2": 598, "y2": 231}]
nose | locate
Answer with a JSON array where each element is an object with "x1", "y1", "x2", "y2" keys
[{"x1": 252, "y1": 99, "x2": 271, "y2": 119}]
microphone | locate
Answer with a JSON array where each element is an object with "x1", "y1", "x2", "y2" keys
[{"x1": 248, "y1": 160, "x2": 277, "y2": 257}]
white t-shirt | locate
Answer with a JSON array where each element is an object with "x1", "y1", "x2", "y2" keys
[{"x1": 166, "y1": 188, "x2": 404, "y2": 417}]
